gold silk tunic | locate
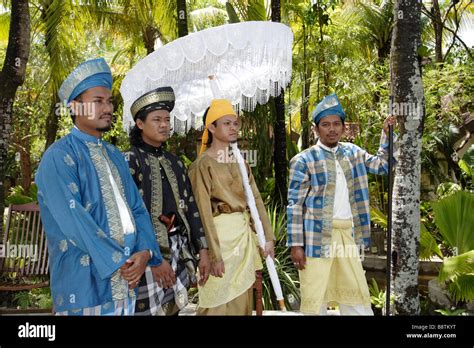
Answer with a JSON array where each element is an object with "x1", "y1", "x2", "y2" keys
[{"x1": 188, "y1": 153, "x2": 275, "y2": 263}]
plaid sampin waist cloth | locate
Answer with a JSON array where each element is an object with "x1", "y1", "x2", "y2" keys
[{"x1": 135, "y1": 225, "x2": 195, "y2": 316}]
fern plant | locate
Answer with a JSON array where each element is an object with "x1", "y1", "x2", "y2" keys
[{"x1": 12, "y1": 291, "x2": 33, "y2": 310}]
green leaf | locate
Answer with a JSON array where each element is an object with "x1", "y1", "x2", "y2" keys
[
  {"x1": 462, "y1": 144, "x2": 474, "y2": 169},
  {"x1": 417, "y1": 44, "x2": 431, "y2": 58},
  {"x1": 458, "y1": 159, "x2": 473, "y2": 179},
  {"x1": 420, "y1": 222, "x2": 443, "y2": 259},
  {"x1": 6, "y1": 194, "x2": 34, "y2": 205},
  {"x1": 447, "y1": 273, "x2": 474, "y2": 303},
  {"x1": 225, "y1": 1, "x2": 240, "y2": 23},
  {"x1": 438, "y1": 250, "x2": 474, "y2": 283},
  {"x1": 179, "y1": 154, "x2": 192, "y2": 168},
  {"x1": 434, "y1": 308, "x2": 466, "y2": 316},
  {"x1": 432, "y1": 190, "x2": 474, "y2": 254},
  {"x1": 247, "y1": 0, "x2": 266, "y2": 21},
  {"x1": 370, "y1": 205, "x2": 387, "y2": 228},
  {"x1": 0, "y1": 12, "x2": 10, "y2": 43},
  {"x1": 12, "y1": 291, "x2": 33, "y2": 310},
  {"x1": 436, "y1": 182, "x2": 462, "y2": 199}
]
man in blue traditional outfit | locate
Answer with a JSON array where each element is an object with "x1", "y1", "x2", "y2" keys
[
  {"x1": 35, "y1": 58, "x2": 169, "y2": 315},
  {"x1": 287, "y1": 93, "x2": 396, "y2": 315}
]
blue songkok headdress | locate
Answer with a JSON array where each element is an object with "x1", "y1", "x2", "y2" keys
[
  {"x1": 58, "y1": 58, "x2": 112, "y2": 103},
  {"x1": 312, "y1": 93, "x2": 346, "y2": 124}
]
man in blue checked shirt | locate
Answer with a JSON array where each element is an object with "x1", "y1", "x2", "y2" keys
[{"x1": 287, "y1": 93, "x2": 396, "y2": 315}]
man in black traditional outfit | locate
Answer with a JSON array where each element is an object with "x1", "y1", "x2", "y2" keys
[{"x1": 125, "y1": 87, "x2": 210, "y2": 315}]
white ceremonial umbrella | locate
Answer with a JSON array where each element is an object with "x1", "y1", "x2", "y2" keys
[
  {"x1": 120, "y1": 21, "x2": 293, "y2": 134},
  {"x1": 120, "y1": 20, "x2": 293, "y2": 311}
]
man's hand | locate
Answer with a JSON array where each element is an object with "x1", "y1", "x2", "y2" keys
[
  {"x1": 151, "y1": 260, "x2": 176, "y2": 289},
  {"x1": 291, "y1": 246, "x2": 306, "y2": 270},
  {"x1": 383, "y1": 115, "x2": 396, "y2": 134},
  {"x1": 210, "y1": 260, "x2": 225, "y2": 278},
  {"x1": 198, "y1": 249, "x2": 211, "y2": 286},
  {"x1": 120, "y1": 250, "x2": 150, "y2": 287},
  {"x1": 263, "y1": 240, "x2": 275, "y2": 259}
]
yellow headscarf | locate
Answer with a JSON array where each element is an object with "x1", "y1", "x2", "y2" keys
[{"x1": 199, "y1": 99, "x2": 237, "y2": 155}]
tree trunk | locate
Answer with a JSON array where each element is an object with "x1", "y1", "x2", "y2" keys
[
  {"x1": 44, "y1": 96, "x2": 59, "y2": 149},
  {"x1": 15, "y1": 121, "x2": 32, "y2": 193},
  {"x1": 271, "y1": 0, "x2": 287, "y2": 206},
  {"x1": 0, "y1": 0, "x2": 30, "y2": 234},
  {"x1": 432, "y1": 0, "x2": 443, "y2": 63},
  {"x1": 300, "y1": 21, "x2": 312, "y2": 150},
  {"x1": 19, "y1": 141, "x2": 32, "y2": 193},
  {"x1": 301, "y1": 66, "x2": 312, "y2": 150},
  {"x1": 177, "y1": 0, "x2": 188, "y2": 37},
  {"x1": 143, "y1": 25, "x2": 157, "y2": 55},
  {"x1": 390, "y1": 0, "x2": 424, "y2": 315}
]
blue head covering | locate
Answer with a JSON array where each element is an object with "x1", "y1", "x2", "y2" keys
[
  {"x1": 58, "y1": 58, "x2": 112, "y2": 103},
  {"x1": 312, "y1": 93, "x2": 346, "y2": 124}
]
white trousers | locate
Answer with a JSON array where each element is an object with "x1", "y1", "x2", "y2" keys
[{"x1": 319, "y1": 303, "x2": 374, "y2": 316}]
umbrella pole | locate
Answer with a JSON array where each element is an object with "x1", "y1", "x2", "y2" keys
[{"x1": 385, "y1": 123, "x2": 394, "y2": 316}]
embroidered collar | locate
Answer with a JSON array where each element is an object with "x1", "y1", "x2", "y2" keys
[
  {"x1": 71, "y1": 126, "x2": 103, "y2": 145},
  {"x1": 139, "y1": 141, "x2": 164, "y2": 157},
  {"x1": 317, "y1": 139, "x2": 338, "y2": 154}
]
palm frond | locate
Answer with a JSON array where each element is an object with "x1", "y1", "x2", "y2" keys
[
  {"x1": 228, "y1": 0, "x2": 247, "y2": 20},
  {"x1": 247, "y1": 0, "x2": 266, "y2": 21},
  {"x1": 438, "y1": 250, "x2": 474, "y2": 282},
  {"x1": 432, "y1": 190, "x2": 474, "y2": 254},
  {"x1": 150, "y1": 0, "x2": 177, "y2": 40},
  {"x1": 225, "y1": 1, "x2": 240, "y2": 23},
  {"x1": 447, "y1": 273, "x2": 474, "y2": 303},
  {"x1": 370, "y1": 205, "x2": 387, "y2": 228},
  {"x1": 420, "y1": 222, "x2": 443, "y2": 259},
  {"x1": 35, "y1": 0, "x2": 82, "y2": 93},
  {"x1": 341, "y1": 0, "x2": 393, "y2": 59},
  {"x1": 0, "y1": 11, "x2": 9, "y2": 43}
]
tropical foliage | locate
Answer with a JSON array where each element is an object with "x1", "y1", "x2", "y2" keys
[
  {"x1": 433, "y1": 190, "x2": 474, "y2": 303},
  {"x1": 0, "y1": 0, "x2": 472, "y2": 313}
]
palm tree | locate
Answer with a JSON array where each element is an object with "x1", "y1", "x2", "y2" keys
[
  {"x1": 421, "y1": 0, "x2": 473, "y2": 63},
  {"x1": 390, "y1": 0, "x2": 425, "y2": 315},
  {"x1": 285, "y1": 0, "x2": 332, "y2": 150},
  {"x1": 40, "y1": 0, "x2": 178, "y2": 149},
  {"x1": 0, "y1": 0, "x2": 30, "y2": 237},
  {"x1": 110, "y1": 0, "x2": 177, "y2": 54},
  {"x1": 36, "y1": 0, "x2": 82, "y2": 149},
  {"x1": 343, "y1": 0, "x2": 394, "y2": 63}
]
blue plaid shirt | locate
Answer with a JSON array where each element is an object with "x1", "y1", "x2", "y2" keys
[{"x1": 287, "y1": 131, "x2": 393, "y2": 258}]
